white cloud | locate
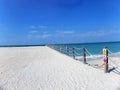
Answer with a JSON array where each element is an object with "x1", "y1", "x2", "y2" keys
[
  {"x1": 29, "y1": 30, "x2": 38, "y2": 33},
  {"x1": 27, "y1": 33, "x2": 52, "y2": 39},
  {"x1": 55, "y1": 29, "x2": 120, "y2": 38},
  {"x1": 108, "y1": 29, "x2": 120, "y2": 34},
  {"x1": 27, "y1": 29, "x2": 120, "y2": 40},
  {"x1": 62, "y1": 31, "x2": 75, "y2": 34},
  {"x1": 56, "y1": 30, "x2": 75, "y2": 34},
  {"x1": 39, "y1": 25, "x2": 47, "y2": 29},
  {"x1": 42, "y1": 34, "x2": 51, "y2": 38},
  {"x1": 30, "y1": 25, "x2": 47, "y2": 29},
  {"x1": 75, "y1": 30, "x2": 120, "y2": 38},
  {"x1": 78, "y1": 31, "x2": 106, "y2": 37}
]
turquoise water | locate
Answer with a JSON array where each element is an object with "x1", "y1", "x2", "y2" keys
[
  {"x1": 51, "y1": 42, "x2": 120, "y2": 57},
  {"x1": 1, "y1": 42, "x2": 120, "y2": 57}
]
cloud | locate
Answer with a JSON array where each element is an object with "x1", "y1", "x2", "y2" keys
[
  {"x1": 56, "y1": 30, "x2": 75, "y2": 34},
  {"x1": 62, "y1": 31, "x2": 75, "y2": 34},
  {"x1": 39, "y1": 25, "x2": 47, "y2": 29},
  {"x1": 27, "y1": 29, "x2": 120, "y2": 41},
  {"x1": 78, "y1": 31, "x2": 105, "y2": 37},
  {"x1": 42, "y1": 34, "x2": 51, "y2": 38},
  {"x1": 30, "y1": 25, "x2": 47, "y2": 29},
  {"x1": 29, "y1": 30, "x2": 38, "y2": 33},
  {"x1": 27, "y1": 33, "x2": 52, "y2": 39},
  {"x1": 75, "y1": 30, "x2": 120, "y2": 38},
  {"x1": 55, "y1": 29, "x2": 120, "y2": 38}
]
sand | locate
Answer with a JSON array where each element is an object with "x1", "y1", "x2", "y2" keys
[{"x1": 0, "y1": 46, "x2": 120, "y2": 90}]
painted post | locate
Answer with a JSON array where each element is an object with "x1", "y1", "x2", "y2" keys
[
  {"x1": 66, "y1": 46, "x2": 69, "y2": 55},
  {"x1": 103, "y1": 46, "x2": 108, "y2": 73},
  {"x1": 72, "y1": 46, "x2": 75, "y2": 59},
  {"x1": 83, "y1": 47, "x2": 86, "y2": 64}
]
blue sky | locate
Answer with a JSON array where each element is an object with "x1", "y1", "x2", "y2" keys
[{"x1": 0, "y1": 0, "x2": 120, "y2": 45}]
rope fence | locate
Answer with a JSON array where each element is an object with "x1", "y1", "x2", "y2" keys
[{"x1": 47, "y1": 45, "x2": 120, "y2": 74}]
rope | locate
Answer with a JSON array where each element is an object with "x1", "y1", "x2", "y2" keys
[
  {"x1": 108, "y1": 49, "x2": 113, "y2": 54},
  {"x1": 75, "y1": 48, "x2": 82, "y2": 50},
  {"x1": 112, "y1": 70, "x2": 120, "y2": 75},
  {"x1": 86, "y1": 53, "x2": 91, "y2": 56},
  {"x1": 86, "y1": 49, "x2": 93, "y2": 56},
  {"x1": 97, "y1": 50, "x2": 102, "y2": 55},
  {"x1": 68, "y1": 50, "x2": 73, "y2": 53},
  {"x1": 109, "y1": 57, "x2": 120, "y2": 68},
  {"x1": 108, "y1": 57, "x2": 120, "y2": 75},
  {"x1": 69, "y1": 53, "x2": 73, "y2": 56},
  {"x1": 109, "y1": 63, "x2": 120, "y2": 71},
  {"x1": 88, "y1": 63, "x2": 104, "y2": 69},
  {"x1": 109, "y1": 63, "x2": 120, "y2": 75},
  {"x1": 75, "y1": 51, "x2": 82, "y2": 56},
  {"x1": 66, "y1": 48, "x2": 72, "y2": 51}
]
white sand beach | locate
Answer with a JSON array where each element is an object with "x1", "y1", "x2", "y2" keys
[{"x1": 0, "y1": 46, "x2": 120, "y2": 90}]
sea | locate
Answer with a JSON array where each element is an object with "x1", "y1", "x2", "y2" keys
[{"x1": 49, "y1": 41, "x2": 120, "y2": 59}]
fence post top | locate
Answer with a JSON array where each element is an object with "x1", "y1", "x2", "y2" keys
[
  {"x1": 83, "y1": 47, "x2": 86, "y2": 50},
  {"x1": 104, "y1": 46, "x2": 108, "y2": 49}
]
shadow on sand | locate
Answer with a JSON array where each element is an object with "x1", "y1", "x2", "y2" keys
[
  {"x1": 108, "y1": 67, "x2": 120, "y2": 75},
  {"x1": 108, "y1": 67, "x2": 116, "y2": 73},
  {"x1": 0, "y1": 87, "x2": 3, "y2": 90}
]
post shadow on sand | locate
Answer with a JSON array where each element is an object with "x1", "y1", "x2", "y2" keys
[
  {"x1": 117, "y1": 87, "x2": 120, "y2": 90},
  {"x1": 0, "y1": 87, "x2": 3, "y2": 90},
  {"x1": 108, "y1": 67, "x2": 120, "y2": 75},
  {"x1": 108, "y1": 67, "x2": 116, "y2": 73}
]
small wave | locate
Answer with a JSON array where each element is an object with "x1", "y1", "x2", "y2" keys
[
  {"x1": 75, "y1": 52, "x2": 120, "y2": 60},
  {"x1": 109, "y1": 52, "x2": 120, "y2": 57},
  {"x1": 75, "y1": 55, "x2": 103, "y2": 60}
]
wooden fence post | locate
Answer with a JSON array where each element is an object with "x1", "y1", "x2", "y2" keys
[
  {"x1": 62, "y1": 46, "x2": 64, "y2": 54},
  {"x1": 66, "y1": 46, "x2": 69, "y2": 55},
  {"x1": 72, "y1": 46, "x2": 75, "y2": 59},
  {"x1": 103, "y1": 46, "x2": 108, "y2": 73},
  {"x1": 83, "y1": 47, "x2": 86, "y2": 64},
  {"x1": 59, "y1": 47, "x2": 61, "y2": 52}
]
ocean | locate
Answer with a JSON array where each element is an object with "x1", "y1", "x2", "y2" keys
[{"x1": 50, "y1": 42, "x2": 120, "y2": 59}]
